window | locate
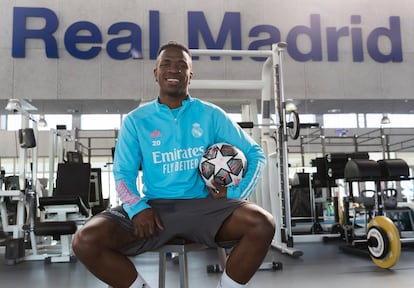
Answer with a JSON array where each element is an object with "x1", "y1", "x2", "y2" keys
[
  {"x1": 6, "y1": 114, "x2": 22, "y2": 131},
  {"x1": 391, "y1": 114, "x2": 414, "y2": 127},
  {"x1": 5, "y1": 114, "x2": 72, "y2": 131},
  {"x1": 299, "y1": 114, "x2": 317, "y2": 125},
  {"x1": 228, "y1": 113, "x2": 242, "y2": 123},
  {"x1": 366, "y1": 114, "x2": 384, "y2": 128},
  {"x1": 323, "y1": 113, "x2": 357, "y2": 128},
  {"x1": 37, "y1": 114, "x2": 72, "y2": 131},
  {"x1": 81, "y1": 114, "x2": 121, "y2": 130}
]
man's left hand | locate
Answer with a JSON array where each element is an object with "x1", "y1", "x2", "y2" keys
[{"x1": 208, "y1": 180, "x2": 227, "y2": 199}]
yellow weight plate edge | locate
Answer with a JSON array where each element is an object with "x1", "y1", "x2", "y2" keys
[{"x1": 368, "y1": 216, "x2": 401, "y2": 269}]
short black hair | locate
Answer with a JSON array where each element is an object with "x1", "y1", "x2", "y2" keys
[{"x1": 157, "y1": 41, "x2": 192, "y2": 57}]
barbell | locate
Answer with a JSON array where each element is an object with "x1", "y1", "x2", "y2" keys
[
  {"x1": 286, "y1": 110, "x2": 300, "y2": 140},
  {"x1": 238, "y1": 110, "x2": 319, "y2": 140},
  {"x1": 352, "y1": 215, "x2": 414, "y2": 269}
]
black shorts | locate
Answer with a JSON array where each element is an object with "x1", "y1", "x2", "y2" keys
[{"x1": 95, "y1": 198, "x2": 248, "y2": 256}]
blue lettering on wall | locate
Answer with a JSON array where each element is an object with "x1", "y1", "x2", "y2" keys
[
  {"x1": 188, "y1": 11, "x2": 242, "y2": 60},
  {"x1": 149, "y1": 11, "x2": 160, "y2": 59},
  {"x1": 64, "y1": 21, "x2": 102, "y2": 59},
  {"x1": 11, "y1": 7, "x2": 404, "y2": 63},
  {"x1": 286, "y1": 14, "x2": 322, "y2": 61},
  {"x1": 248, "y1": 25, "x2": 281, "y2": 61},
  {"x1": 12, "y1": 7, "x2": 59, "y2": 58},
  {"x1": 350, "y1": 15, "x2": 364, "y2": 61},
  {"x1": 367, "y1": 16, "x2": 402, "y2": 63},
  {"x1": 326, "y1": 26, "x2": 349, "y2": 62},
  {"x1": 107, "y1": 22, "x2": 142, "y2": 60}
]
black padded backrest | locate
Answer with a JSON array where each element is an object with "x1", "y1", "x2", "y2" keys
[
  {"x1": 292, "y1": 172, "x2": 310, "y2": 188},
  {"x1": 4, "y1": 175, "x2": 20, "y2": 190},
  {"x1": 55, "y1": 162, "x2": 91, "y2": 209},
  {"x1": 344, "y1": 159, "x2": 381, "y2": 182},
  {"x1": 377, "y1": 159, "x2": 410, "y2": 180},
  {"x1": 66, "y1": 151, "x2": 84, "y2": 163}
]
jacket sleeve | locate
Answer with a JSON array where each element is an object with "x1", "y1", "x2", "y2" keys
[
  {"x1": 213, "y1": 109, "x2": 267, "y2": 199},
  {"x1": 113, "y1": 116, "x2": 150, "y2": 219}
]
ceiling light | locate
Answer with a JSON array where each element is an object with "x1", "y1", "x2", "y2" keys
[
  {"x1": 381, "y1": 113, "x2": 391, "y2": 125},
  {"x1": 5, "y1": 98, "x2": 38, "y2": 113},
  {"x1": 5, "y1": 99, "x2": 22, "y2": 112},
  {"x1": 38, "y1": 114, "x2": 48, "y2": 127},
  {"x1": 327, "y1": 108, "x2": 341, "y2": 113},
  {"x1": 285, "y1": 99, "x2": 297, "y2": 112}
]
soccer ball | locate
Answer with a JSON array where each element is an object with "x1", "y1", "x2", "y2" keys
[{"x1": 199, "y1": 143, "x2": 247, "y2": 188}]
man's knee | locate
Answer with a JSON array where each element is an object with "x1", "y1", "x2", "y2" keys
[
  {"x1": 234, "y1": 205, "x2": 275, "y2": 236},
  {"x1": 72, "y1": 226, "x2": 99, "y2": 257},
  {"x1": 237, "y1": 205, "x2": 275, "y2": 242},
  {"x1": 252, "y1": 208, "x2": 275, "y2": 238},
  {"x1": 72, "y1": 219, "x2": 115, "y2": 259}
]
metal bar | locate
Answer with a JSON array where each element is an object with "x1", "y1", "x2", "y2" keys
[
  {"x1": 190, "y1": 49, "x2": 272, "y2": 57},
  {"x1": 355, "y1": 128, "x2": 382, "y2": 138},
  {"x1": 390, "y1": 143, "x2": 414, "y2": 152},
  {"x1": 190, "y1": 79, "x2": 264, "y2": 90}
]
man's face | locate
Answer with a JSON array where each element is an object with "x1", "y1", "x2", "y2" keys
[{"x1": 154, "y1": 46, "x2": 193, "y2": 97}]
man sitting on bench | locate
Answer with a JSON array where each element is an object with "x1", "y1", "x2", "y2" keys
[{"x1": 72, "y1": 41, "x2": 275, "y2": 288}]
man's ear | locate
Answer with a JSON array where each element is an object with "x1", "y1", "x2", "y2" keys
[
  {"x1": 189, "y1": 71, "x2": 193, "y2": 84},
  {"x1": 153, "y1": 68, "x2": 158, "y2": 82}
]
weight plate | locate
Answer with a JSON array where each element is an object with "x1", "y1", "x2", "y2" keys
[
  {"x1": 287, "y1": 111, "x2": 300, "y2": 140},
  {"x1": 367, "y1": 216, "x2": 401, "y2": 269},
  {"x1": 367, "y1": 226, "x2": 388, "y2": 259}
]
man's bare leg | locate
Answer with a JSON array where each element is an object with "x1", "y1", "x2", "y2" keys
[
  {"x1": 72, "y1": 217, "x2": 142, "y2": 288},
  {"x1": 215, "y1": 203, "x2": 275, "y2": 285}
]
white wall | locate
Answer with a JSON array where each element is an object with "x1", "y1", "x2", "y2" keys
[{"x1": 0, "y1": 0, "x2": 413, "y2": 105}]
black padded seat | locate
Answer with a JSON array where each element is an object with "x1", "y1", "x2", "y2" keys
[{"x1": 34, "y1": 221, "x2": 77, "y2": 237}]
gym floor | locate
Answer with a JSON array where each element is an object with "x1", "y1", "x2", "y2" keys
[{"x1": 0, "y1": 240, "x2": 413, "y2": 288}]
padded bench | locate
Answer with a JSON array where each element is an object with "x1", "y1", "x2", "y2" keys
[
  {"x1": 35, "y1": 195, "x2": 90, "y2": 263},
  {"x1": 33, "y1": 221, "x2": 77, "y2": 263}
]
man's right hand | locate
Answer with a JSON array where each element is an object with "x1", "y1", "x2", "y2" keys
[{"x1": 131, "y1": 208, "x2": 164, "y2": 239}]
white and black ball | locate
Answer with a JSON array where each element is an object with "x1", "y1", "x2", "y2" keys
[{"x1": 199, "y1": 143, "x2": 247, "y2": 188}]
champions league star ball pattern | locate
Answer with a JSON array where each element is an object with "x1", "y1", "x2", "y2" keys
[{"x1": 199, "y1": 143, "x2": 247, "y2": 188}]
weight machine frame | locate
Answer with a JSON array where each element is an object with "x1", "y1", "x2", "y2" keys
[
  {"x1": 189, "y1": 44, "x2": 303, "y2": 257},
  {"x1": 1, "y1": 100, "x2": 82, "y2": 264},
  {"x1": 0, "y1": 100, "x2": 58, "y2": 263}
]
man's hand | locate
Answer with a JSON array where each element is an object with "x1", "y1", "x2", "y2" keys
[
  {"x1": 131, "y1": 208, "x2": 164, "y2": 239},
  {"x1": 208, "y1": 180, "x2": 228, "y2": 199}
]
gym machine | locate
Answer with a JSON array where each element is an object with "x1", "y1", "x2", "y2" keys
[
  {"x1": 307, "y1": 152, "x2": 370, "y2": 237},
  {"x1": 263, "y1": 43, "x2": 302, "y2": 256},
  {"x1": 189, "y1": 46, "x2": 290, "y2": 271},
  {"x1": 1, "y1": 99, "x2": 47, "y2": 264},
  {"x1": 1, "y1": 99, "x2": 84, "y2": 264},
  {"x1": 342, "y1": 158, "x2": 414, "y2": 268},
  {"x1": 206, "y1": 43, "x2": 305, "y2": 257},
  {"x1": 225, "y1": 43, "x2": 318, "y2": 255}
]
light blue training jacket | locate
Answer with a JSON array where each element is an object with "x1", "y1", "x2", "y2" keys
[{"x1": 113, "y1": 95, "x2": 267, "y2": 219}]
